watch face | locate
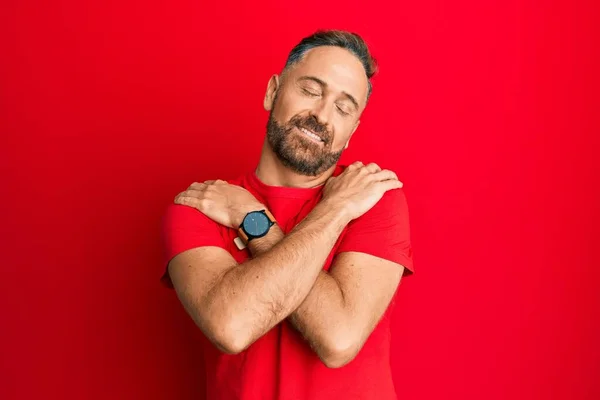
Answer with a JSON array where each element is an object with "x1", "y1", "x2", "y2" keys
[{"x1": 243, "y1": 211, "x2": 270, "y2": 237}]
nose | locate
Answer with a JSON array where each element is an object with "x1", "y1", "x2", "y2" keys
[{"x1": 309, "y1": 98, "x2": 334, "y2": 130}]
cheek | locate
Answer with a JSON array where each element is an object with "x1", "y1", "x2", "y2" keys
[
  {"x1": 331, "y1": 124, "x2": 354, "y2": 148},
  {"x1": 273, "y1": 91, "x2": 306, "y2": 121}
]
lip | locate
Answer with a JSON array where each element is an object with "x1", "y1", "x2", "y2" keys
[{"x1": 295, "y1": 125, "x2": 324, "y2": 144}]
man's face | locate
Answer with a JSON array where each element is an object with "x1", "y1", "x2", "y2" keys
[{"x1": 264, "y1": 46, "x2": 369, "y2": 176}]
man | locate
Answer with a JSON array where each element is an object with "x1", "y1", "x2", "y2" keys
[{"x1": 161, "y1": 30, "x2": 413, "y2": 400}]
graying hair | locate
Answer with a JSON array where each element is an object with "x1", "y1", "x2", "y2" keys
[{"x1": 284, "y1": 30, "x2": 378, "y2": 100}]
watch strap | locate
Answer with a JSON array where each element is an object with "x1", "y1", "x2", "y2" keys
[
  {"x1": 263, "y1": 209, "x2": 276, "y2": 225},
  {"x1": 237, "y1": 209, "x2": 276, "y2": 246}
]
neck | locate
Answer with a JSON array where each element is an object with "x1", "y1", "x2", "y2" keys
[{"x1": 255, "y1": 139, "x2": 335, "y2": 188}]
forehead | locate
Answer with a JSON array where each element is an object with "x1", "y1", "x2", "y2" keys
[{"x1": 288, "y1": 46, "x2": 369, "y2": 106}]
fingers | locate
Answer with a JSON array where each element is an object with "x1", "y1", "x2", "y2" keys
[
  {"x1": 174, "y1": 190, "x2": 204, "y2": 207},
  {"x1": 372, "y1": 169, "x2": 401, "y2": 183},
  {"x1": 174, "y1": 194, "x2": 206, "y2": 208},
  {"x1": 346, "y1": 162, "x2": 379, "y2": 179},
  {"x1": 348, "y1": 162, "x2": 382, "y2": 174},
  {"x1": 347, "y1": 161, "x2": 364, "y2": 171},
  {"x1": 365, "y1": 162, "x2": 381, "y2": 173},
  {"x1": 345, "y1": 162, "x2": 404, "y2": 187},
  {"x1": 175, "y1": 179, "x2": 229, "y2": 207},
  {"x1": 189, "y1": 182, "x2": 207, "y2": 190},
  {"x1": 377, "y1": 178, "x2": 404, "y2": 192},
  {"x1": 175, "y1": 182, "x2": 210, "y2": 206},
  {"x1": 190, "y1": 179, "x2": 226, "y2": 188}
]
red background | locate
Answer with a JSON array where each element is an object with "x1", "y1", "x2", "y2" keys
[{"x1": 1, "y1": 1, "x2": 598, "y2": 399}]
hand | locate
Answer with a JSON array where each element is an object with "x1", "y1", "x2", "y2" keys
[
  {"x1": 174, "y1": 180, "x2": 265, "y2": 228},
  {"x1": 321, "y1": 162, "x2": 403, "y2": 221}
]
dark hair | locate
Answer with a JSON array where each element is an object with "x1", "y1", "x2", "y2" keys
[{"x1": 284, "y1": 30, "x2": 378, "y2": 100}]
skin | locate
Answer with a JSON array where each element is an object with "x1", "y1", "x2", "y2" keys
[
  {"x1": 258, "y1": 46, "x2": 367, "y2": 187},
  {"x1": 168, "y1": 46, "x2": 406, "y2": 368}
]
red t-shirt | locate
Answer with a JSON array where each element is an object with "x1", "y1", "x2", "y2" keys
[{"x1": 161, "y1": 165, "x2": 414, "y2": 400}]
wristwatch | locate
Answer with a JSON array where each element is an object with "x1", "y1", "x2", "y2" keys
[{"x1": 238, "y1": 209, "x2": 276, "y2": 244}]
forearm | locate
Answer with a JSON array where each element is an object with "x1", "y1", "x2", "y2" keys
[
  {"x1": 246, "y1": 226, "x2": 351, "y2": 364},
  {"x1": 205, "y1": 200, "x2": 349, "y2": 351},
  {"x1": 288, "y1": 272, "x2": 353, "y2": 366}
]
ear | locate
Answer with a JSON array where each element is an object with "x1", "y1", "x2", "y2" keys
[
  {"x1": 344, "y1": 120, "x2": 361, "y2": 149},
  {"x1": 263, "y1": 75, "x2": 280, "y2": 111}
]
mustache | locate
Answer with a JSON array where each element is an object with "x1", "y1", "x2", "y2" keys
[{"x1": 289, "y1": 115, "x2": 331, "y2": 143}]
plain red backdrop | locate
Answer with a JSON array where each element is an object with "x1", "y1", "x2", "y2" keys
[{"x1": 1, "y1": 1, "x2": 598, "y2": 399}]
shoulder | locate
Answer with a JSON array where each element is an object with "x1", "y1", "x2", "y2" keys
[
  {"x1": 378, "y1": 186, "x2": 409, "y2": 212},
  {"x1": 336, "y1": 186, "x2": 413, "y2": 271},
  {"x1": 356, "y1": 187, "x2": 409, "y2": 225},
  {"x1": 162, "y1": 203, "x2": 222, "y2": 235},
  {"x1": 334, "y1": 163, "x2": 409, "y2": 218}
]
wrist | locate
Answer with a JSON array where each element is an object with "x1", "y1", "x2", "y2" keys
[
  {"x1": 248, "y1": 224, "x2": 284, "y2": 256},
  {"x1": 315, "y1": 198, "x2": 352, "y2": 226}
]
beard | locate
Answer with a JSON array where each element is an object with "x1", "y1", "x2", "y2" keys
[{"x1": 266, "y1": 112, "x2": 344, "y2": 176}]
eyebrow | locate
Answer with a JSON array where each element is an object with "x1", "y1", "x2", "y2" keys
[{"x1": 298, "y1": 76, "x2": 360, "y2": 111}]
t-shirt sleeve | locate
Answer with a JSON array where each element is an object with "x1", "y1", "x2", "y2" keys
[
  {"x1": 336, "y1": 188, "x2": 414, "y2": 274},
  {"x1": 160, "y1": 203, "x2": 228, "y2": 287}
]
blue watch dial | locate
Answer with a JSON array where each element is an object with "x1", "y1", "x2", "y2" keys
[{"x1": 242, "y1": 211, "x2": 270, "y2": 237}]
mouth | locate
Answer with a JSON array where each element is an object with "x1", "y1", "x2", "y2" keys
[{"x1": 296, "y1": 126, "x2": 324, "y2": 143}]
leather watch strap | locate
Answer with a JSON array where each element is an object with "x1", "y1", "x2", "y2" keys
[
  {"x1": 238, "y1": 226, "x2": 250, "y2": 244},
  {"x1": 264, "y1": 209, "x2": 276, "y2": 224}
]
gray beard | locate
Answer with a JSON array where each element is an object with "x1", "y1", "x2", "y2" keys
[{"x1": 266, "y1": 113, "x2": 343, "y2": 176}]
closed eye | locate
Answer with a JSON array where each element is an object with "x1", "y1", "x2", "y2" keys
[
  {"x1": 336, "y1": 104, "x2": 351, "y2": 116},
  {"x1": 302, "y1": 88, "x2": 320, "y2": 97}
]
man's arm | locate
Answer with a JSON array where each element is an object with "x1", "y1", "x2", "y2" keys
[
  {"x1": 166, "y1": 163, "x2": 401, "y2": 355},
  {"x1": 246, "y1": 229, "x2": 405, "y2": 368},
  {"x1": 241, "y1": 166, "x2": 411, "y2": 367},
  {"x1": 291, "y1": 254, "x2": 404, "y2": 368},
  {"x1": 168, "y1": 200, "x2": 349, "y2": 355}
]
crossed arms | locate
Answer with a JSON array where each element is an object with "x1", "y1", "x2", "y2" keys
[{"x1": 165, "y1": 162, "x2": 411, "y2": 368}]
